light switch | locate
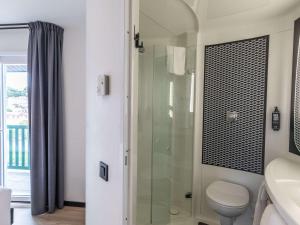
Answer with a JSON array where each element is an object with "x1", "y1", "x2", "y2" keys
[
  {"x1": 99, "y1": 161, "x2": 109, "y2": 182},
  {"x1": 97, "y1": 75, "x2": 110, "y2": 96}
]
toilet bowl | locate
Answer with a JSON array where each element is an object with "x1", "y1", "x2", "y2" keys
[{"x1": 206, "y1": 181, "x2": 249, "y2": 225}]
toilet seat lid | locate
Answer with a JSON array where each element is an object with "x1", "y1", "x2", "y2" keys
[{"x1": 206, "y1": 181, "x2": 249, "y2": 208}]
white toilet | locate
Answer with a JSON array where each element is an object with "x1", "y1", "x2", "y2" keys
[{"x1": 206, "y1": 181, "x2": 250, "y2": 225}]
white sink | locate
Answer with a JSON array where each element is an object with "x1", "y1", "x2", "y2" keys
[{"x1": 265, "y1": 156, "x2": 300, "y2": 225}]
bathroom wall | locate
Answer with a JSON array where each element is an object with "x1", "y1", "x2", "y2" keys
[
  {"x1": 194, "y1": 6, "x2": 300, "y2": 225},
  {"x1": 132, "y1": 1, "x2": 300, "y2": 225}
]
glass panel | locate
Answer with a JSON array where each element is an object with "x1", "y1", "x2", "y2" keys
[
  {"x1": 2, "y1": 64, "x2": 30, "y2": 199},
  {"x1": 137, "y1": 45, "x2": 155, "y2": 225},
  {"x1": 151, "y1": 46, "x2": 172, "y2": 224},
  {"x1": 168, "y1": 46, "x2": 195, "y2": 223},
  {"x1": 136, "y1": 41, "x2": 196, "y2": 225}
]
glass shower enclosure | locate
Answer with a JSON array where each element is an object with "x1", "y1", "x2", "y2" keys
[{"x1": 136, "y1": 42, "x2": 196, "y2": 225}]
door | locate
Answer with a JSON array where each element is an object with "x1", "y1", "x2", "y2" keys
[
  {"x1": 0, "y1": 55, "x2": 30, "y2": 202},
  {"x1": 129, "y1": 1, "x2": 197, "y2": 224}
]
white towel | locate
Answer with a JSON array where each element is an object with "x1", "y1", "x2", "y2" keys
[
  {"x1": 167, "y1": 46, "x2": 186, "y2": 75},
  {"x1": 253, "y1": 181, "x2": 269, "y2": 225}
]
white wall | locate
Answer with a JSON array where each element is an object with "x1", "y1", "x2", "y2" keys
[
  {"x1": 0, "y1": 11, "x2": 86, "y2": 203},
  {"x1": 63, "y1": 19, "x2": 86, "y2": 203},
  {"x1": 0, "y1": 30, "x2": 29, "y2": 54},
  {"x1": 194, "y1": 7, "x2": 300, "y2": 225},
  {"x1": 85, "y1": 0, "x2": 127, "y2": 224}
]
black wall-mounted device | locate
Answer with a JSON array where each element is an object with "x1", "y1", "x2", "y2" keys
[
  {"x1": 100, "y1": 162, "x2": 109, "y2": 182},
  {"x1": 185, "y1": 192, "x2": 192, "y2": 199},
  {"x1": 272, "y1": 107, "x2": 280, "y2": 131},
  {"x1": 134, "y1": 26, "x2": 145, "y2": 53}
]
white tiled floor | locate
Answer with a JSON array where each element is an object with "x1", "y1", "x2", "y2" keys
[
  {"x1": 138, "y1": 209, "x2": 197, "y2": 225},
  {"x1": 168, "y1": 209, "x2": 196, "y2": 225},
  {"x1": 137, "y1": 200, "x2": 197, "y2": 225},
  {"x1": 169, "y1": 215, "x2": 196, "y2": 225}
]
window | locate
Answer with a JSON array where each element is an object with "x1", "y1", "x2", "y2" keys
[{"x1": 0, "y1": 55, "x2": 30, "y2": 201}]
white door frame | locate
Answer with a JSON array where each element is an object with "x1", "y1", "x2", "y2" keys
[
  {"x1": 126, "y1": 0, "x2": 139, "y2": 224},
  {"x1": 0, "y1": 62, "x2": 4, "y2": 188}
]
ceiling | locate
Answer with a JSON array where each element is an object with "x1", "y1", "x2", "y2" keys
[
  {"x1": 0, "y1": 0, "x2": 85, "y2": 27},
  {"x1": 140, "y1": 0, "x2": 198, "y2": 38},
  {"x1": 1, "y1": 0, "x2": 299, "y2": 36},
  {"x1": 140, "y1": 0, "x2": 300, "y2": 37},
  {"x1": 198, "y1": 0, "x2": 300, "y2": 29},
  {"x1": 207, "y1": 0, "x2": 270, "y2": 19}
]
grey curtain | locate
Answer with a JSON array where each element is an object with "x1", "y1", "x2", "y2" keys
[{"x1": 28, "y1": 21, "x2": 64, "y2": 215}]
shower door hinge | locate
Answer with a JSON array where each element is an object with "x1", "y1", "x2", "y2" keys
[
  {"x1": 124, "y1": 217, "x2": 128, "y2": 225},
  {"x1": 134, "y1": 26, "x2": 145, "y2": 53},
  {"x1": 124, "y1": 149, "x2": 129, "y2": 166},
  {"x1": 124, "y1": 155, "x2": 128, "y2": 166}
]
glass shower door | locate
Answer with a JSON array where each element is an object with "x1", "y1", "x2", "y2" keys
[
  {"x1": 151, "y1": 46, "x2": 172, "y2": 224},
  {"x1": 136, "y1": 43, "x2": 196, "y2": 225},
  {"x1": 136, "y1": 45, "x2": 172, "y2": 225}
]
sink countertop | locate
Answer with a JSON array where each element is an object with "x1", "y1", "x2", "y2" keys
[{"x1": 265, "y1": 156, "x2": 300, "y2": 225}]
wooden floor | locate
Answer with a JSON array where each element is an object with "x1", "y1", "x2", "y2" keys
[{"x1": 14, "y1": 207, "x2": 85, "y2": 225}]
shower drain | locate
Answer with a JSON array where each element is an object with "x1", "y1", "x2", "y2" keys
[{"x1": 169, "y1": 208, "x2": 180, "y2": 215}]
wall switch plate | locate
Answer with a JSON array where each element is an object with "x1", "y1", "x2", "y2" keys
[
  {"x1": 99, "y1": 161, "x2": 109, "y2": 182},
  {"x1": 97, "y1": 75, "x2": 110, "y2": 96}
]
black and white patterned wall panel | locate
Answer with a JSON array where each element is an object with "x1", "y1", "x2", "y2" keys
[{"x1": 202, "y1": 36, "x2": 269, "y2": 175}]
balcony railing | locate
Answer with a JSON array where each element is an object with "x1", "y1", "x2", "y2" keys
[{"x1": 7, "y1": 125, "x2": 30, "y2": 170}]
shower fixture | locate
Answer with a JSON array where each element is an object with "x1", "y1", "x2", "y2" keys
[{"x1": 226, "y1": 111, "x2": 239, "y2": 123}]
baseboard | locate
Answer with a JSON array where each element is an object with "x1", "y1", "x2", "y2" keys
[
  {"x1": 12, "y1": 200, "x2": 85, "y2": 208},
  {"x1": 11, "y1": 200, "x2": 31, "y2": 204},
  {"x1": 64, "y1": 201, "x2": 85, "y2": 208}
]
